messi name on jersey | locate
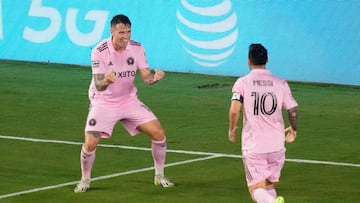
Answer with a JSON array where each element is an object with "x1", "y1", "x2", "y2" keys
[{"x1": 253, "y1": 80, "x2": 273, "y2": 86}]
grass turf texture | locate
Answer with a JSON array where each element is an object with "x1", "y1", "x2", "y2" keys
[{"x1": 0, "y1": 60, "x2": 359, "y2": 202}]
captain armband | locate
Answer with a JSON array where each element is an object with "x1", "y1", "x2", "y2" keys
[{"x1": 231, "y1": 93, "x2": 243, "y2": 103}]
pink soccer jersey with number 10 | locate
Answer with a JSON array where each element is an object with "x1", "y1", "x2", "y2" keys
[{"x1": 232, "y1": 69, "x2": 298, "y2": 154}]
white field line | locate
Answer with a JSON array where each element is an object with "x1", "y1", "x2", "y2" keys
[
  {"x1": 0, "y1": 155, "x2": 221, "y2": 199},
  {"x1": 0, "y1": 134, "x2": 360, "y2": 199},
  {"x1": 0, "y1": 135, "x2": 359, "y2": 167}
]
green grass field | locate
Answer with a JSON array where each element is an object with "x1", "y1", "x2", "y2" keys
[{"x1": 0, "y1": 60, "x2": 359, "y2": 202}]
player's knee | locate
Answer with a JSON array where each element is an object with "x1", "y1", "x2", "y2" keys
[
  {"x1": 84, "y1": 131, "x2": 101, "y2": 151},
  {"x1": 83, "y1": 143, "x2": 97, "y2": 152},
  {"x1": 148, "y1": 126, "x2": 165, "y2": 141},
  {"x1": 158, "y1": 127, "x2": 165, "y2": 137},
  {"x1": 153, "y1": 128, "x2": 165, "y2": 140}
]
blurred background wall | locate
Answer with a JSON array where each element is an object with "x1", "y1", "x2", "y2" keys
[{"x1": 1, "y1": 0, "x2": 359, "y2": 85}]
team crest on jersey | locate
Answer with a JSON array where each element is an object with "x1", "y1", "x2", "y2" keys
[
  {"x1": 127, "y1": 57, "x2": 134, "y2": 65},
  {"x1": 92, "y1": 60, "x2": 100, "y2": 68},
  {"x1": 89, "y1": 119, "x2": 96, "y2": 126}
]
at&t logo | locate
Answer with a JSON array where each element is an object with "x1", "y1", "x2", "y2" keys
[{"x1": 176, "y1": 0, "x2": 239, "y2": 67}]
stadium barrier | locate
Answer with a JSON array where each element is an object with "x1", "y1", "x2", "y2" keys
[{"x1": 0, "y1": 0, "x2": 359, "y2": 85}]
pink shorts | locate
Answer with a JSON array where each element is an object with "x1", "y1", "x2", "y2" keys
[
  {"x1": 85, "y1": 98, "x2": 157, "y2": 137},
  {"x1": 242, "y1": 149, "x2": 285, "y2": 186}
]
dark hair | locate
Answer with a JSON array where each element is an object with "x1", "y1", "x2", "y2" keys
[
  {"x1": 248, "y1": 43, "x2": 268, "y2": 65},
  {"x1": 111, "y1": 14, "x2": 131, "y2": 27}
]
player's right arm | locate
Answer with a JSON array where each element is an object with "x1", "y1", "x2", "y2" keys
[
  {"x1": 228, "y1": 92, "x2": 243, "y2": 143},
  {"x1": 91, "y1": 40, "x2": 116, "y2": 91},
  {"x1": 91, "y1": 43, "x2": 116, "y2": 91},
  {"x1": 94, "y1": 69, "x2": 116, "y2": 91}
]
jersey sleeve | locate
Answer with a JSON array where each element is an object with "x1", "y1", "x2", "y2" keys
[
  {"x1": 136, "y1": 45, "x2": 149, "y2": 70},
  {"x1": 91, "y1": 48, "x2": 107, "y2": 74},
  {"x1": 231, "y1": 78, "x2": 245, "y2": 102},
  {"x1": 282, "y1": 81, "x2": 298, "y2": 110}
]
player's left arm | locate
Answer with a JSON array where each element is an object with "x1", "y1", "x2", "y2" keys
[
  {"x1": 285, "y1": 106, "x2": 298, "y2": 143},
  {"x1": 287, "y1": 106, "x2": 298, "y2": 131},
  {"x1": 138, "y1": 68, "x2": 164, "y2": 85},
  {"x1": 228, "y1": 93, "x2": 243, "y2": 143}
]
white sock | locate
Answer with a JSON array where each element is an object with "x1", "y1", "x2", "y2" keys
[
  {"x1": 152, "y1": 138, "x2": 166, "y2": 176},
  {"x1": 252, "y1": 188, "x2": 276, "y2": 203},
  {"x1": 155, "y1": 168, "x2": 164, "y2": 176}
]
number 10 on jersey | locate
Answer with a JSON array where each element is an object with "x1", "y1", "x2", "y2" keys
[{"x1": 251, "y1": 92, "x2": 277, "y2": 116}]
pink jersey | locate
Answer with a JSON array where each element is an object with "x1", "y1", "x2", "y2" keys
[
  {"x1": 232, "y1": 69, "x2": 298, "y2": 153},
  {"x1": 89, "y1": 38, "x2": 149, "y2": 107}
]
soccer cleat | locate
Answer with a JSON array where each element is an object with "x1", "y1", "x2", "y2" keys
[
  {"x1": 275, "y1": 196, "x2": 285, "y2": 203},
  {"x1": 74, "y1": 178, "x2": 91, "y2": 193},
  {"x1": 154, "y1": 175, "x2": 175, "y2": 187}
]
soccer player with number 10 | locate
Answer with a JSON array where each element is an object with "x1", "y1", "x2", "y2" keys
[{"x1": 228, "y1": 44, "x2": 298, "y2": 203}]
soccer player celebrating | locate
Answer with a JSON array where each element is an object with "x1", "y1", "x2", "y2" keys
[
  {"x1": 74, "y1": 14, "x2": 174, "y2": 193},
  {"x1": 228, "y1": 44, "x2": 298, "y2": 203}
]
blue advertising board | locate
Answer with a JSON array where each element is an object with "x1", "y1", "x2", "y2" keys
[{"x1": 0, "y1": 0, "x2": 359, "y2": 85}]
